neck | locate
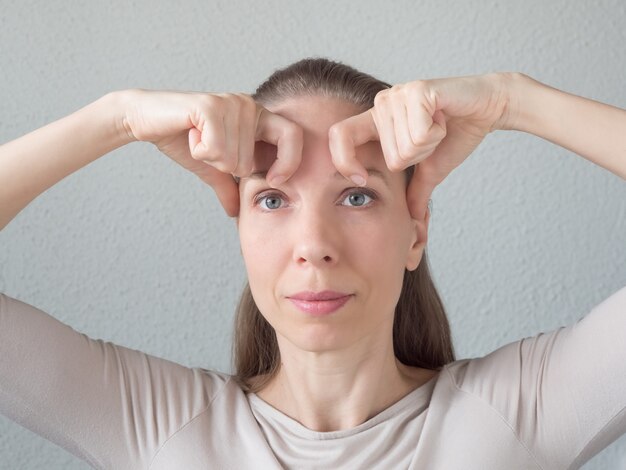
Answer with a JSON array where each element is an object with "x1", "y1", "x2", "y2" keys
[{"x1": 254, "y1": 328, "x2": 436, "y2": 432}]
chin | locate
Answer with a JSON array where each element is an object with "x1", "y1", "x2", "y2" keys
[{"x1": 283, "y1": 325, "x2": 350, "y2": 353}]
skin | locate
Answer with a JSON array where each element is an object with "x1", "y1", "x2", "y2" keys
[
  {"x1": 236, "y1": 95, "x2": 437, "y2": 432},
  {"x1": 3, "y1": 71, "x2": 623, "y2": 434}
]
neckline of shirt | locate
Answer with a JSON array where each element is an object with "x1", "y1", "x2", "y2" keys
[{"x1": 246, "y1": 372, "x2": 439, "y2": 440}]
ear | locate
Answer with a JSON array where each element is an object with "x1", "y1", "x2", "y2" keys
[{"x1": 405, "y1": 205, "x2": 430, "y2": 271}]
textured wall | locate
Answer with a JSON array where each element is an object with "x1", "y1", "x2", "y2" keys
[{"x1": 1, "y1": 0, "x2": 625, "y2": 468}]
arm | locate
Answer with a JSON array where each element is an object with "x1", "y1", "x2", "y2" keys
[
  {"x1": 0, "y1": 95, "x2": 203, "y2": 466},
  {"x1": 0, "y1": 92, "x2": 134, "y2": 230},
  {"x1": 505, "y1": 72, "x2": 626, "y2": 180},
  {"x1": 459, "y1": 284, "x2": 626, "y2": 468},
  {"x1": 0, "y1": 89, "x2": 302, "y2": 464},
  {"x1": 0, "y1": 293, "x2": 220, "y2": 468},
  {"x1": 0, "y1": 90, "x2": 302, "y2": 225},
  {"x1": 329, "y1": 72, "x2": 625, "y2": 221}
]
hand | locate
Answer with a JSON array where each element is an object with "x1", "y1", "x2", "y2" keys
[
  {"x1": 121, "y1": 89, "x2": 303, "y2": 217},
  {"x1": 329, "y1": 73, "x2": 514, "y2": 220}
]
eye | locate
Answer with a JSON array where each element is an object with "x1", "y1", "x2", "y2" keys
[
  {"x1": 253, "y1": 188, "x2": 378, "y2": 212},
  {"x1": 340, "y1": 189, "x2": 376, "y2": 207},
  {"x1": 255, "y1": 192, "x2": 285, "y2": 211}
]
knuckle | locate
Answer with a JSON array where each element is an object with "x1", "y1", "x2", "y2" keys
[
  {"x1": 406, "y1": 80, "x2": 427, "y2": 94},
  {"x1": 374, "y1": 90, "x2": 389, "y2": 106},
  {"x1": 200, "y1": 94, "x2": 223, "y2": 112},
  {"x1": 238, "y1": 96, "x2": 256, "y2": 116},
  {"x1": 283, "y1": 121, "x2": 303, "y2": 139},
  {"x1": 192, "y1": 141, "x2": 224, "y2": 161},
  {"x1": 236, "y1": 93, "x2": 255, "y2": 107},
  {"x1": 215, "y1": 92, "x2": 233, "y2": 100},
  {"x1": 398, "y1": 142, "x2": 416, "y2": 161},
  {"x1": 222, "y1": 95, "x2": 240, "y2": 112},
  {"x1": 411, "y1": 133, "x2": 428, "y2": 147},
  {"x1": 388, "y1": 83, "x2": 404, "y2": 96},
  {"x1": 213, "y1": 159, "x2": 237, "y2": 174},
  {"x1": 387, "y1": 159, "x2": 406, "y2": 172},
  {"x1": 197, "y1": 138, "x2": 224, "y2": 158},
  {"x1": 233, "y1": 161, "x2": 253, "y2": 178},
  {"x1": 328, "y1": 122, "x2": 344, "y2": 141},
  {"x1": 191, "y1": 149, "x2": 218, "y2": 162}
]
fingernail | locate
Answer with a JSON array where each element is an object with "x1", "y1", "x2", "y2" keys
[
  {"x1": 350, "y1": 174, "x2": 366, "y2": 186},
  {"x1": 269, "y1": 175, "x2": 286, "y2": 187}
]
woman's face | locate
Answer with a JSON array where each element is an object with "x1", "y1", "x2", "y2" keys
[{"x1": 237, "y1": 95, "x2": 427, "y2": 353}]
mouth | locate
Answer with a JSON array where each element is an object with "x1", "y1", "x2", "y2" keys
[
  {"x1": 287, "y1": 290, "x2": 351, "y2": 301},
  {"x1": 286, "y1": 291, "x2": 353, "y2": 316}
]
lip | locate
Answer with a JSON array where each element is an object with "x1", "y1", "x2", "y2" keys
[
  {"x1": 287, "y1": 291, "x2": 353, "y2": 316},
  {"x1": 288, "y1": 290, "x2": 351, "y2": 301}
]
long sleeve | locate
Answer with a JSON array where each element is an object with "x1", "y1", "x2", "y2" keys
[
  {"x1": 527, "y1": 284, "x2": 626, "y2": 468},
  {"x1": 453, "y1": 284, "x2": 626, "y2": 469},
  {"x1": 0, "y1": 293, "x2": 221, "y2": 469}
]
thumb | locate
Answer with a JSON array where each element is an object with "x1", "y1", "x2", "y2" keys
[
  {"x1": 407, "y1": 118, "x2": 483, "y2": 220},
  {"x1": 194, "y1": 165, "x2": 240, "y2": 217},
  {"x1": 406, "y1": 163, "x2": 437, "y2": 222}
]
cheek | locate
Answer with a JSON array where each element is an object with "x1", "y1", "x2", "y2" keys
[
  {"x1": 360, "y1": 224, "x2": 410, "y2": 288},
  {"x1": 240, "y1": 219, "x2": 285, "y2": 267},
  {"x1": 355, "y1": 209, "x2": 412, "y2": 258},
  {"x1": 239, "y1": 220, "x2": 287, "y2": 307},
  {"x1": 239, "y1": 226, "x2": 290, "y2": 336}
]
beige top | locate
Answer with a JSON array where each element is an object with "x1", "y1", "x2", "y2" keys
[{"x1": 1, "y1": 286, "x2": 625, "y2": 469}]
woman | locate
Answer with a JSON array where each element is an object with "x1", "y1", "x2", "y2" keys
[{"x1": 0, "y1": 58, "x2": 624, "y2": 469}]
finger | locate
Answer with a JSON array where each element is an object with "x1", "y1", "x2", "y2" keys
[
  {"x1": 406, "y1": 101, "x2": 447, "y2": 153},
  {"x1": 188, "y1": 127, "x2": 202, "y2": 154},
  {"x1": 391, "y1": 96, "x2": 419, "y2": 169},
  {"x1": 194, "y1": 164, "x2": 240, "y2": 217},
  {"x1": 328, "y1": 109, "x2": 378, "y2": 186},
  {"x1": 256, "y1": 109, "x2": 303, "y2": 186},
  {"x1": 235, "y1": 98, "x2": 256, "y2": 178},
  {"x1": 222, "y1": 103, "x2": 240, "y2": 175},
  {"x1": 406, "y1": 120, "x2": 470, "y2": 221},
  {"x1": 406, "y1": 163, "x2": 437, "y2": 222},
  {"x1": 190, "y1": 116, "x2": 230, "y2": 172},
  {"x1": 431, "y1": 109, "x2": 447, "y2": 133},
  {"x1": 371, "y1": 97, "x2": 403, "y2": 174}
]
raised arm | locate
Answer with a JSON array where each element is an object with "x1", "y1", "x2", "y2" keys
[
  {"x1": 0, "y1": 89, "x2": 303, "y2": 229},
  {"x1": 0, "y1": 92, "x2": 132, "y2": 230},
  {"x1": 505, "y1": 72, "x2": 626, "y2": 180},
  {"x1": 0, "y1": 89, "x2": 303, "y2": 466},
  {"x1": 328, "y1": 72, "x2": 625, "y2": 221}
]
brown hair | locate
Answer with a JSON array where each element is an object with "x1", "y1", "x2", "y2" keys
[{"x1": 231, "y1": 57, "x2": 455, "y2": 393}]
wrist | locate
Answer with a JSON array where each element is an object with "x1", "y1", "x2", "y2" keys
[
  {"x1": 489, "y1": 71, "x2": 527, "y2": 132},
  {"x1": 100, "y1": 89, "x2": 139, "y2": 146},
  {"x1": 495, "y1": 71, "x2": 547, "y2": 133}
]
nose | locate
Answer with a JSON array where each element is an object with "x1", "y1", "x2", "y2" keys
[{"x1": 292, "y1": 206, "x2": 340, "y2": 268}]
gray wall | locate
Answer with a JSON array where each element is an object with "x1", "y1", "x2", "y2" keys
[{"x1": 1, "y1": 0, "x2": 625, "y2": 468}]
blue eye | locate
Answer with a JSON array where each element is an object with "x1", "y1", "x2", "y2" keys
[
  {"x1": 254, "y1": 188, "x2": 377, "y2": 211},
  {"x1": 257, "y1": 193, "x2": 284, "y2": 210},
  {"x1": 340, "y1": 190, "x2": 374, "y2": 207}
]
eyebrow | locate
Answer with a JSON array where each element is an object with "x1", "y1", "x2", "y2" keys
[{"x1": 243, "y1": 168, "x2": 390, "y2": 188}]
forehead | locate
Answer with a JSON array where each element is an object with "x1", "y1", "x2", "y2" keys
[
  {"x1": 266, "y1": 95, "x2": 362, "y2": 131},
  {"x1": 252, "y1": 95, "x2": 384, "y2": 173}
]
